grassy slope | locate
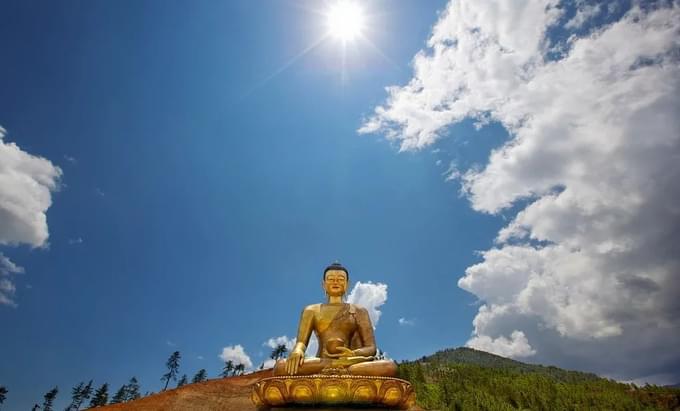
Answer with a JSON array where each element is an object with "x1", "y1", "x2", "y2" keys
[{"x1": 399, "y1": 347, "x2": 680, "y2": 411}]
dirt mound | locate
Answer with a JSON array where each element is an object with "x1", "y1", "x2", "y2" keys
[{"x1": 99, "y1": 369, "x2": 272, "y2": 411}]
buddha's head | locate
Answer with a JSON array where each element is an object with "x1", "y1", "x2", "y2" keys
[{"x1": 323, "y1": 262, "x2": 349, "y2": 299}]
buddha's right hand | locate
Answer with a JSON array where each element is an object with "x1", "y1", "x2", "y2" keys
[{"x1": 286, "y1": 349, "x2": 305, "y2": 375}]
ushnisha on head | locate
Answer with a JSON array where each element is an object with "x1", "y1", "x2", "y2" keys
[{"x1": 323, "y1": 262, "x2": 349, "y2": 299}]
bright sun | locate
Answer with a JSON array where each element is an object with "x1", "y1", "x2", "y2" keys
[{"x1": 327, "y1": 1, "x2": 365, "y2": 41}]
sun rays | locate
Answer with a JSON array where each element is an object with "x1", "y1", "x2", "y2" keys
[{"x1": 244, "y1": 0, "x2": 397, "y2": 94}]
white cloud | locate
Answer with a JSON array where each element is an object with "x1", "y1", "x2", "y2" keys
[
  {"x1": 68, "y1": 237, "x2": 83, "y2": 245},
  {"x1": 0, "y1": 126, "x2": 61, "y2": 307},
  {"x1": 467, "y1": 330, "x2": 536, "y2": 358},
  {"x1": 219, "y1": 344, "x2": 253, "y2": 369},
  {"x1": 197, "y1": 355, "x2": 204, "y2": 360},
  {"x1": 306, "y1": 334, "x2": 319, "y2": 358},
  {"x1": 0, "y1": 252, "x2": 25, "y2": 307},
  {"x1": 362, "y1": 0, "x2": 680, "y2": 381},
  {"x1": 565, "y1": 1, "x2": 602, "y2": 29},
  {"x1": 263, "y1": 335, "x2": 296, "y2": 351},
  {"x1": 263, "y1": 358, "x2": 277, "y2": 369},
  {"x1": 346, "y1": 281, "x2": 388, "y2": 326},
  {"x1": 0, "y1": 126, "x2": 62, "y2": 247},
  {"x1": 398, "y1": 317, "x2": 415, "y2": 326},
  {"x1": 0, "y1": 252, "x2": 24, "y2": 276}
]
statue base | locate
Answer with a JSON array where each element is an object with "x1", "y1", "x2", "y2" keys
[{"x1": 251, "y1": 374, "x2": 416, "y2": 409}]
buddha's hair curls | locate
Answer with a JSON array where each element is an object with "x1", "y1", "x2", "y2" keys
[{"x1": 323, "y1": 262, "x2": 349, "y2": 281}]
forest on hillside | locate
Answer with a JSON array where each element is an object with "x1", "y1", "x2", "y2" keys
[{"x1": 398, "y1": 349, "x2": 680, "y2": 411}]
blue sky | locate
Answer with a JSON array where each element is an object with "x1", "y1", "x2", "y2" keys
[
  {"x1": 2, "y1": 0, "x2": 680, "y2": 409},
  {"x1": 0, "y1": 0, "x2": 501, "y2": 408}
]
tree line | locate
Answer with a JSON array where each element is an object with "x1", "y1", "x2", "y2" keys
[
  {"x1": 397, "y1": 360, "x2": 680, "y2": 411},
  {"x1": 0, "y1": 344, "x2": 289, "y2": 410}
]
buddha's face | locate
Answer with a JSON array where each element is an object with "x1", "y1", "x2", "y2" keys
[{"x1": 323, "y1": 269, "x2": 348, "y2": 298}]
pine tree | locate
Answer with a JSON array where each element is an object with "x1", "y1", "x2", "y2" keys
[
  {"x1": 89, "y1": 383, "x2": 109, "y2": 407},
  {"x1": 0, "y1": 385, "x2": 7, "y2": 407},
  {"x1": 31, "y1": 404, "x2": 40, "y2": 411},
  {"x1": 75, "y1": 380, "x2": 93, "y2": 410},
  {"x1": 65, "y1": 382, "x2": 84, "y2": 411},
  {"x1": 41, "y1": 387, "x2": 58, "y2": 411},
  {"x1": 270, "y1": 344, "x2": 288, "y2": 361},
  {"x1": 192, "y1": 369, "x2": 208, "y2": 383},
  {"x1": 221, "y1": 360, "x2": 234, "y2": 378},
  {"x1": 110, "y1": 384, "x2": 128, "y2": 404},
  {"x1": 161, "y1": 351, "x2": 181, "y2": 391},
  {"x1": 125, "y1": 377, "x2": 140, "y2": 401},
  {"x1": 177, "y1": 374, "x2": 188, "y2": 388}
]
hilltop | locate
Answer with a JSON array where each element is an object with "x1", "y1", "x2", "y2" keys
[
  {"x1": 90, "y1": 347, "x2": 680, "y2": 411},
  {"x1": 417, "y1": 347, "x2": 600, "y2": 383}
]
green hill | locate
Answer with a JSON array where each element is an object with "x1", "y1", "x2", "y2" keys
[
  {"x1": 398, "y1": 347, "x2": 680, "y2": 411},
  {"x1": 418, "y1": 347, "x2": 599, "y2": 383}
]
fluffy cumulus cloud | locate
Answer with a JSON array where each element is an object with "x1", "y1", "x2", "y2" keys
[
  {"x1": 0, "y1": 126, "x2": 62, "y2": 247},
  {"x1": 219, "y1": 344, "x2": 253, "y2": 369},
  {"x1": 0, "y1": 126, "x2": 61, "y2": 306},
  {"x1": 467, "y1": 330, "x2": 536, "y2": 358},
  {"x1": 361, "y1": 0, "x2": 680, "y2": 382},
  {"x1": 264, "y1": 335, "x2": 296, "y2": 351},
  {"x1": 346, "y1": 281, "x2": 388, "y2": 326}
]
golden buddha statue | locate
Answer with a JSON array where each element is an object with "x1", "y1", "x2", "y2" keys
[
  {"x1": 273, "y1": 262, "x2": 397, "y2": 377},
  {"x1": 252, "y1": 263, "x2": 415, "y2": 409}
]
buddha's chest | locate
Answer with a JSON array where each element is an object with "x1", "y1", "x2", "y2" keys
[{"x1": 314, "y1": 306, "x2": 357, "y2": 334}]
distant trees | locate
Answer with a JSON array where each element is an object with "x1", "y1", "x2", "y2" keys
[
  {"x1": 270, "y1": 344, "x2": 288, "y2": 361},
  {"x1": 41, "y1": 387, "x2": 58, "y2": 411},
  {"x1": 109, "y1": 376, "x2": 141, "y2": 404},
  {"x1": 161, "y1": 351, "x2": 181, "y2": 391},
  {"x1": 66, "y1": 382, "x2": 84, "y2": 411},
  {"x1": 396, "y1": 359, "x2": 680, "y2": 411},
  {"x1": 89, "y1": 383, "x2": 109, "y2": 408},
  {"x1": 110, "y1": 385, "x2": 127, "y2": 404},
  {"x1": 192, "y1": 369, "x2": 208, "y2": 383},
  {"x1": 66, "y1": 380, "x2": 93, "y2": 411},
  {"x1": 234, "y1": 363, "x2": 245, "y2": 376},
  {"x1": 126, "y1": 377, "x2": 141, "y2": 401},
  {"x1": 221, "y1": 360, "x2": 234, "y2": 378},
  {"x1": 0, "y1": 385, "x2": 7, "y2": 408},
  {"x1": 177, "y1": 375, "x2": 188, "y2": 388}
]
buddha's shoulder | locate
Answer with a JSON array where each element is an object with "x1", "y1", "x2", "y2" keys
[{"x1": 303, "y1": 303, "x2": 323, "y2": 312}]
